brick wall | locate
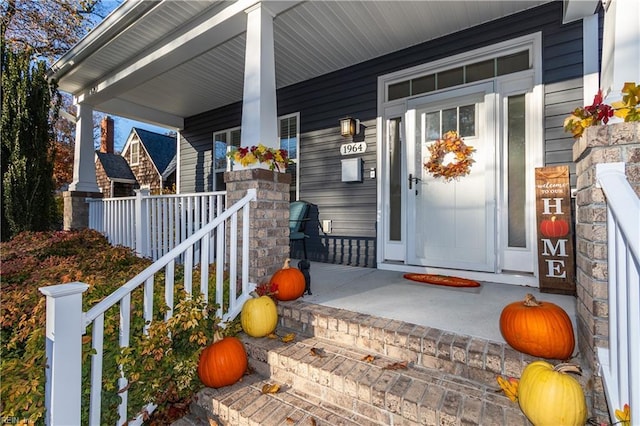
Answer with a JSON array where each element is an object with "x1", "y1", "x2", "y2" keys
[{"x1": 573, "y1": 122, "x2": 640, "y2": 422}]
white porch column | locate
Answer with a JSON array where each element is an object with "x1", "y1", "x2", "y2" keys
[
  {"x1": 241, "y1": 3, "x2": 278, "y2": 153},
  {"x1": 601, "y1": 0, "x2": 640, "y2": 104},
  {"x1": 70, "y1": 103, "x2": 100, "y2": 192}
]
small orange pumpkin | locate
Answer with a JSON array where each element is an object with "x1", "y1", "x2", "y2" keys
[
  {"x1": 197, "y1": 334, "x2": 247, "y2": 388},
  {"x1": 499, "y1": 294, "x2": 575, "y2": 360},
  {"x1": 540, "y1": 216, "x2": 569, "y2": 238},
  {"x1": 270, "y1": 258, "x2": 305, "y2": 301}
]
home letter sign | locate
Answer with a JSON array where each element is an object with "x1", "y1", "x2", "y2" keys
[{"x1": 535, "y1": 166, "x2": 576, "y2": 295}]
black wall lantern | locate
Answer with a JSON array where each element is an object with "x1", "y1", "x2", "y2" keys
[{"x1": 339, "y1": 117, "x2": 360, "y2": 137}]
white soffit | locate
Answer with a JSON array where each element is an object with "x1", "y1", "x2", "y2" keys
[{"x1": 52, "y1": 1, "x2": 551, "y2": 125}]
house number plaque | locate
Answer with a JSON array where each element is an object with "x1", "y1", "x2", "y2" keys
[
  {"x1": 534, "y1": 165, "x2": 576, "y2": 295},
  {"x1": 340, "y1": 142, "x2": 367, "y2": 155}
]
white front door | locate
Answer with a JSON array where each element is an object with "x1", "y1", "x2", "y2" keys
[{"x1": 406, "y1": 83, "x2": 496, "y2": 271}]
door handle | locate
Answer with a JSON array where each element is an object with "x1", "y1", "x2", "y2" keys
[{"x1": 408, "y1": 173, "x2": 421, "y2": 189}]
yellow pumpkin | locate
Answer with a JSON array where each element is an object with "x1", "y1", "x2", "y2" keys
[
  {"x1": 241, "y1": 294, "x2": 278, "y2": 337},
  {"x1": 518, "y1": 361, "x2": 587, "y2": 426}
]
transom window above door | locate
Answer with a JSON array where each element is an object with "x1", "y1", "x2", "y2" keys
[
  {"x1": 388, "y1": 50, "x2": 529, "y2": 101},
  {"x1": 424, "y1": 104, "x2": 476, "y2": 141}
]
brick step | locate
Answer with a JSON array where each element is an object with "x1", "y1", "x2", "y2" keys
[
  {"x1": 182, "y1": 299, "x2": 581, "y2": 425},
  {"x1": 276, "y1": 300, "x2": 540, "y2": 386},
  {"x1": 241, "y1": 332, "x2": 528, "y2": 425},
  {"x1": 186, "y1": 372, "x2": 373, "y2": 425}
]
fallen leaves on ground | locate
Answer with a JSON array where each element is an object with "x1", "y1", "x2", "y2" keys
[
  {"x1": 496, "y1": 375, "x2": 519, "y2": 402},
  {"x1": 310, "y1": 347, "x2": 326, "y2": 357},
  {"x1": 383, "y1": 361, "x2": 408, "y2": 370},
  {"x1": 280, "y1": 333, "x2": 295, "y2": 343},
  {"x1": 361, "y1": 354, "x2": 377, "y2": 363},
  {"x1": 261, "y1": 383, "x2": 281, "y2": 394}
]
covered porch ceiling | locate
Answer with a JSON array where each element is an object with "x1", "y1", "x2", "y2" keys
[{"x1": 49, "y1": 0, "x2": 594, "y2": 129}]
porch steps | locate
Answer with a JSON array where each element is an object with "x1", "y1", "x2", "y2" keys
[{"x1": 184, "y1": 300, "x2": 537, "y2": 425}]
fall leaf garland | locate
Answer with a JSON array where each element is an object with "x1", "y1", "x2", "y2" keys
[{"x1": 424, "y1": 131, "x2": 475, "y2": 182}]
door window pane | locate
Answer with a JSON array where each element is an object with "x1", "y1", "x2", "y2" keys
[
  {"x1": 466, "y1": 59, "x2": 494, "y2": 83},
  {"x1": 442, "y1": 108, "x2": 457, "y2": 134},
  {"x1": 389, "y1": 81, "x2": 410, "y2": 101},
  {"x1": 437, "y1": 67, "x2": 463, "y2": 89},
  {"x1": 389, "y1": 118, "x2": 402, "y2": 241},
  {"x1": 412, "y1": 74, "x2": 435, "y2": 96},
  {"x1": 459, "y1": 105, "x2": 476, "y2": 137},
  {"x1": 507, "y1": 94, "x2": 526, "y2": 247},
  {"x1": 425, "y1": 112, "x2": 440, "y2": 141},
  {"x1": 497, "y1": 51, "x2": 529, "y2": 76}
]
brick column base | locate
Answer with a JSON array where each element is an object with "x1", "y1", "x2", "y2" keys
[
  {"x1": 63, "y1": 191, "x2": 102, "y2": 231},
  {"x1": 225, "y1": 168, "x2": 291, "y2": 284},
  {"x1": 573, "y1": 122, "x2": 640, "y2": 423}
]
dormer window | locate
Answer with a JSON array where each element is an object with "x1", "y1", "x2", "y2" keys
[{"x1": 130, "y1": 140, "x2": 140, "y2": 165}]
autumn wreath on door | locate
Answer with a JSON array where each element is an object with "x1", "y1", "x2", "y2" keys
[{"x1": 424, "y1": 130, "x2": 475, "y2": 182}]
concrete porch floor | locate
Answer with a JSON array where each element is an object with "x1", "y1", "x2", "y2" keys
[{"x1": 295, "y1": 260, "x2": 577, "y2": 343}]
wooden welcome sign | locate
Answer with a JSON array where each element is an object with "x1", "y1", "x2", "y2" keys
[{"x1": 535, "y1": 166, "x2": 576, "y2": 295}]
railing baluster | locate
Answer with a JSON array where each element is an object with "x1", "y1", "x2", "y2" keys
[
  {"x1": 89, "y1": 313, "x2": 105, "y2": 426},
  {"x1": 165, "y1": 260, "x2": 175, "y2": 320},
  {"x1": 184, "y1": 246, "x2": 193, "y2": 295},
  {"x1": 118, "y1": 294, "x2": 131, "y2": 425},
  {"x1": 226, "y1": 213, "x2": 238, "y2": 319},
  {"x1": 200, "y1": 236, "x2": 209, "y2": 300},
  {"x1": 163, "y1": 198, "x2": 169, "y2": 258},
  {"x1": 144, "y1": 276, "x2": 154, "y2": 335},
  {"x1": 242, "y1": 201, "x2": 251, "y2": 296}
]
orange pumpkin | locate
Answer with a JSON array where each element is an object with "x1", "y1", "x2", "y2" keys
[
  {"x1": 270, "y1": 258, "x2": 305, "y2": 301},
  {"x1": 197, "y1": 335, "x2": 247, "y2": 388},
  {"x1": 499, "y1": 294, "x2": 575, "y2": 360},
  {"x1": 540, "y1": 216, "x2": 569, "y2": 238}
]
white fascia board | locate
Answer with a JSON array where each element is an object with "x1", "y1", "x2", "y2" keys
[
  {"x1": 563, "y1": 0, "x2": 600, "y2": 23},
  {"x1": 94, "y1": 98, "x2": 184, "y2": 130},
  {"x1": 48, "y1": 1, "x2": 159, "y2": 81},
  {"x1": 78, "y1": 0, "x2": 258, "y2": 105}
]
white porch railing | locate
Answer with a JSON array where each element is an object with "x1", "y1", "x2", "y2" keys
[
  {"x1": 595, "y1": 163, "x2": 640, "y2": 422},
  {"x1": 87, "y1": 190, "x2": 226, "y2": 261},
  {"x1": 39, "y1": 189, "x2": 257, "y2": 426}
]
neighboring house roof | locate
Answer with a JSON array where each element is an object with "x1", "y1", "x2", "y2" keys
[
  {"x1": 133, "y1": 128, "x2": 176, "y2": 176},
  {"x1": 95, "y1": 152, "x2": 137, "y2": 182},
  {"x1": 162, "y1": 155, "x2": 177, "y2": 181}
]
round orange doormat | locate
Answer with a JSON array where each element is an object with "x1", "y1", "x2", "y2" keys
[{"x1": 403, "y1": 273, "x2": 481, "y2": 288}]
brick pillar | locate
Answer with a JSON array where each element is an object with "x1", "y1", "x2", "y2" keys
[
  {"x1": 63, "y1": 191, "x2": 103, "y2": 231},
  {"x1": 225, "y1": 168, "x2": 291, "y2": 284},
  {"x1": 573, "y1": 122, "x2": 640, "y2": 422}
]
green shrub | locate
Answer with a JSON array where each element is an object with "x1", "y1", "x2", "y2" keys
[{"x1": 1, "y1": 229, "x2": 236, "y2": 424}]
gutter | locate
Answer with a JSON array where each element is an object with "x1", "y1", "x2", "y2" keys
[{"x1": 46, "y1": 0, "x2": 159, "y2": 83}]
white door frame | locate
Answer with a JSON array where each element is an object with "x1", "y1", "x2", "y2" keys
[{"x1": 377, "y1": 33, "x2": 543, "y2": 284}]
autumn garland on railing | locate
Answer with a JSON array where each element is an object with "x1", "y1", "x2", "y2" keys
[
  {"x1": 227, "y1": 144, "x2": 292, "y2": 172},
  {"x1": 424, "y1": 130, "x2": 476, "y2": 182}
]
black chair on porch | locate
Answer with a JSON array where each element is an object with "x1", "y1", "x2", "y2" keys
[{"x1": 289, "y1": 200, "x2": 310, "y2": 259}]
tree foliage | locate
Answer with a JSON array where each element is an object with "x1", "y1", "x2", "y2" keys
[
  {"x1": 1, "y1": 1, "x2": 119, "y2": 194},
  {"x1": 0, "y1": 0, "x2": 102, "y2": 62},
  {"x1": 0, "y1": 38, "x2": 60, "y2": 241}
]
